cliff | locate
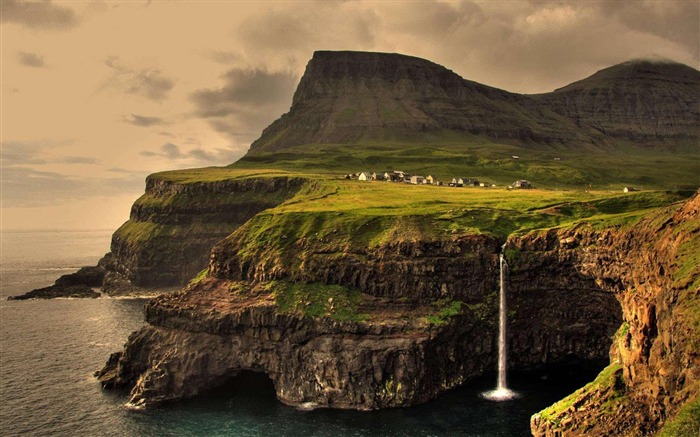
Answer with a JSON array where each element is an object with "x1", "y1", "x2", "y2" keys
[
  {"x1": 102, "y1": 169, "x2": 305, "y2": 294},
  {"x1": 531, "y1": 189, "x2": 700, "y2": 436},
  {"x1": 97, "y1": 188, "x2": 642, "y2": 411},
  {"x1": 96, "y1": 188, "x2": 698, "y2": 436}
]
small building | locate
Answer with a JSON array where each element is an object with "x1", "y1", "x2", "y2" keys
[
  {"x1": 454, "y1": 177, "x2": 479, "y2": 187},
  {"x1": 410, "y1": 175, "x2": 425, "y2": 185},
  {"x1": 512, "y1": 180, "x2": 532, "y2": 189},
  {"x1": 425, "y1": 175, "x2": 435, "y2": 184},
  {"x1": 623, "y1": 186, "x2": 639, "y2": 193},
  {"x1": 371, "y1": 172, "x2": 385, "y2": 181},
  {"x1": 358, "y1": 172, "x2": 372, "y2": 181}
]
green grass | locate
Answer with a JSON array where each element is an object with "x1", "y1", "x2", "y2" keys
[
  {"x1": 269, "y1": 280, "x2": 367, "y2": 322},
  {"x1": 657, "y1": 394, "x2": 700, "y2": 437},
  {"x1": 536, "y1": 363, "x2": 626, "y2": 427},
  {"x1": 114, "y1": 221, "x2": 235, "y2": 244},
  {"x1": 425, "y1": 299, "x2": 464, "y2": 325},
  {"x1": 188, "y1": 268, "x2": 209, "y2": 286},
  {"x1": 148, "y1": 167, "x2": 317, "y2": 184},
  {"x1": 234, "y1": 141, "x2": 700, "y2": 190}
]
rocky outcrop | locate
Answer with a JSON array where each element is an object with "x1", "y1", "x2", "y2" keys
[
  {"x1": 9, "y1": 264, "x2": 105, "y2": 300},
  {"x1": 9, "y1": 284, "x2": 100, "y2": 300},
  {"x1": 96, "y1": 280, "x2": 496, "y2": 410},
  {"x1": 101, "y1": 173, "x2": 305, "y2": 294},
  {"x1": 531, "y1": 189, "x2": 700, "y2": 436}
]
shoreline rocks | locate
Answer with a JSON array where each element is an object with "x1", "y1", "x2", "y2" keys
[{"x1": 8, "y1": 265, "x2": 105, "y2": 300}]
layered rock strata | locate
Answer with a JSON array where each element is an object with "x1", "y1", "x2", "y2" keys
[{"x1": 102, "y1": 174, "x2": 304, "y2": 294}]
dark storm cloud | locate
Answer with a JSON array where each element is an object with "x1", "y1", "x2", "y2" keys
[
  {"x1": 139, "y1": 142, "x2": 239, "y2": 165},
  {"x1": 18, "y1": 51, "x2": 46, "y2": 68},
  {"x1": 1, "y1": 0, "x2": 79, "y2": 31},
  {"x1": 102, "y1": 57, "x2": 175, "y2": 102},
  {"x1": 122, "y1": 113, "x2": 165, "y2": 127},
  {"x1": 190, "y1": 68, "x2": 298, "y2": 142}
]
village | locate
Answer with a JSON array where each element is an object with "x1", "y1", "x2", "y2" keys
[{"x1": 344, "y1": 170, "x2": 533, "y2": 189}]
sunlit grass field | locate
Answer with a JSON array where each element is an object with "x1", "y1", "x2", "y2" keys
[{"x1": 234, "y1": 140, "x2": 700, "y2": 190}]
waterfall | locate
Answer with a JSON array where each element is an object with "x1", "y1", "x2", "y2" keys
[
  {"x1": 497, "y1": 253, "x2": 508, "y2": 390},
  {"x1": 481, "y1": 246, "x2": 519, "y2": 401}
]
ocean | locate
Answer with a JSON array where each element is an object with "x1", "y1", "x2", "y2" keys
[{"x1": 0, "y1": 230, "x2": 602, "y2": 436}]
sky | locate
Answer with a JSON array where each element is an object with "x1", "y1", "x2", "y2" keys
[{"x1": 1, "y1": 0, "x2": 698, "y2": 231}]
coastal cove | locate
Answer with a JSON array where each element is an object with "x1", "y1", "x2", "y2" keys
[{"x1": 1, "y1": 230, "x2": 602, "y2": 436}]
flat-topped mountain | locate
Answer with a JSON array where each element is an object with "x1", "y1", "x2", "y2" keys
[{"x1": 248, "y1": 51, "x2": 699, "y2": 154}]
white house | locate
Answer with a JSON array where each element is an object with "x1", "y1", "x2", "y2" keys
[{"x1": 358, "y1": 172, "x2": 372, "y2": 181}]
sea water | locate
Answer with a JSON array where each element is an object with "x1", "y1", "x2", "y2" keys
[{"x1": 0, "y1": 230, "x2": 603, "y2": 436}]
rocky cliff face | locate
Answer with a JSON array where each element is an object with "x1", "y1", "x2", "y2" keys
[
  {"x1": 102, "y1": 174, "x2": 304, "y2": 294},
  {"x1": 97, "y1": 211, "x2": 621, "y2": 410},
  {"x1": 531, "y1": 190, "x2": 700, "y2": 436}
]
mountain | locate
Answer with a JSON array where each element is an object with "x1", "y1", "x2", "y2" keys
[
  {"x1": 249, "y1": 51, "x2": 601, "y2": 153},
  {"x1": 537, "y1": 60, "x2": 700, "y2": 143},
  {"x1": 248, "y1": 52, "x2": 699, "y2": 154}
]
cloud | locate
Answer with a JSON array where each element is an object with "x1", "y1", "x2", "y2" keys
[
  {"x1": 122, "y1": 113, "x2": 165, "y2": 127},
  {"x1": 208, "y1": 50, "x2": 241, "y2": 65},
  {"x1": 1, "y1": 142, "x2": 48, "y2": 166},
  {"x1": 139, "y1": 142, "x2": 239, "y2": 165},
  {"x1": 18, "y1": 51, "x2": 46, "y2": 68},
  {"x1": 57, "y1": 156, "x2": 101, "y2": 164},
  {"x1": 1, "y1": 142, "x2": 99, "y2": 166},
  {"x1": 1, "y1": 166, "x2": 144, "y2": 208},
  {"x1": 229, "y1": 0, "x2": 698, "y2": 94},
  {"x1": 102, "y1": 56, "x2": 175, "y2": 101},
  {"x1": 0, "y1": 142, "x2": 135, "y2": 208},
  {"x1": 190, "y1": 68, "x2": 298, "y2": 142},
  {"x1": 1, "y1": 0, "x2": 79, "y2": 31}
]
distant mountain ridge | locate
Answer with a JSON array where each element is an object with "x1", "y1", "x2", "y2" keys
[
  {"x1": 248, "y1": 51, "x2": 699, "y2": 154},
  {"x1": 536, "y1": 60, "x2": 700, "y2": 142}
]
